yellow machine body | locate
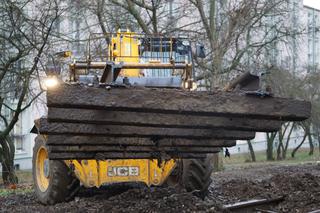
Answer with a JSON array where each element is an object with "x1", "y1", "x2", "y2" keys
[
  {"x1": 65, "y1": 159, "x2": 176, "y2": 188},
  {"x1": 109, "y1": 30, "x2": 140, "y2": 77},
  {"x1": 62, "y1": 31, "x2": 178, "y2": 188}
]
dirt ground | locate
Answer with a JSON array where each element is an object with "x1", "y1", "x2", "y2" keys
[{"x1": 0, "y1": 163, "x2": 320, "y2": 213}]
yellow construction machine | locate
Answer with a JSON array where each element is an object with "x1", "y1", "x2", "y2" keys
[{"x1": 31, "y1": 30, "x2": 311, "y2": 204}]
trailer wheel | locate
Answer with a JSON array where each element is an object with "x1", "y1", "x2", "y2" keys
[
  {"x1": 32, "y1": 135, "x2": 80, "y2": 205},
  {"x1": 167, "y1": 154, "x2": 214, "y2": 199}
]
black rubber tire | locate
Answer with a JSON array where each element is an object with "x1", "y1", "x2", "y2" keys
[
  {"x1": 167, "y1": 154, "x2": 214, "y2": 199},
  {"x1": 32, "y1": 135, "x2": 80, "y2": 205}
]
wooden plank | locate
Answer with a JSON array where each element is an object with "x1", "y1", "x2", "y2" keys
[
  {"x1": 48, "y1": 108, "x2": 281, "y2": 132},
  {"x1": 48, "y1": 145, "x2": 221, "y2": 153},
  {"x1": 48, "y1": 152, "x2": 209, "y2": 160},
  {"x1": 46, "y1": 135, "x2": 236, "y2": 147},
  {"x1": 47, "y1": 84, "x2": 311, "y2": 121},
  {"x1": 39, "y1": 118, "x2": 255, "y2": 140}
]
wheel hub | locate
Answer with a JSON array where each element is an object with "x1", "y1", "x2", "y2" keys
[{"x1": 43, "y1": 159, "x2": 50, "y2": 178}]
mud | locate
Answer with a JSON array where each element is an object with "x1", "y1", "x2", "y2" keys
[{"x1": 1, "y1": 164, "x2": 320, "y2": 212}]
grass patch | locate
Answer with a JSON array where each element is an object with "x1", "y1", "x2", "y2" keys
[
  {"x1": 15, "y1": 170, "x2": 33, "y2": 184},
  {"x1": 0, "y1": 170, "x2": 33, "y2": 197},
  {"x1": 0, "y1": 186, "x2": 33, "y2": 197},
  {"x1": 222, "y1": 147, "x2": 320, "y2": 169},
  {"x1": 0, "y1": 170, "x2": 32, "y2": 185}
]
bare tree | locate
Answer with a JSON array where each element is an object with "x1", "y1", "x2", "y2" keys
[
  {"x1": 92, "y1": 0, "x2": 193, "y2": 36},
  {"x1": 188, "y1": 0, "x2": 303, "y2": 89},
  {"x1": 0, "y1": 0, "x2": 61, "y2": 184},
  {"x1": 85, "y1": 0, "x2": 301, "y2": 89},
  {"x1": 276, "y1": 122, "x2": 295, "y2": 160},
  {"x1": 291, "y1": 125, "x2": 308, "y2": 158},
  {"x1": 108, "y1": 0, "x2": 175, "y2": 34},
  {"x1": 268, "y1": 67, "x2": 320, "y2": 158}
]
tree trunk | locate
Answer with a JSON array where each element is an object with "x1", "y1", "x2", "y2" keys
[
  {"x1": 247, "y1": 140, "x2": 256, "y2": 162},
  {"x1": 276, "y1": 130, "x2": 283, "y2": 160},
  {"x1": 276, "y1": 142, "x2": 282, "y2": 160},
  {"x1": 277, "y1": 123, "x2": 291, "y2": 160},
  {"x1": 0, "y1": 136, "x2": 18, "y2": 184},
  {"x1": 213, "y1": 153, "x2": 220, "y2": 171},
  {"x1": 266, "y1": 141, "x2": 274, "y2": 160},
  {"x1": 318, "y1": 133, "x2": 320, "y2": 153},
  {"x1": 291, "y1": 132, "x2": 307, "y2": 158},
  {"x1": 283, "y1": 122, "x2": 295, "y2": 159},
  {"x1": 266, "y1": 132, "x2": 276, "y2": 161},
  {"x1": 211, "y1": 55, "x2": 224, "y2": 89},
  {"x1": 96, "y1": 0, "x2": 110, "y2": 44},
  {"x1": 307, "y1": 129, "x2": 314, "y2": 156}
]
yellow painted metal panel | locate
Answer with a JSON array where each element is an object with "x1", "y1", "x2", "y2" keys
[
  {"x1": 99, "y1": 159, "x2": 150, "y2": 185},
  {"x1": 110, "y1": 30, "x2": 140, "y2": 77},
  {"x1": 67, "y1": 159, "x2": 177, "y2": 188}
]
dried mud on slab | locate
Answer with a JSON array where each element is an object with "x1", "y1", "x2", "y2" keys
[{"x1": 47, "y1": 84, "x2": 311, "y2": 121}]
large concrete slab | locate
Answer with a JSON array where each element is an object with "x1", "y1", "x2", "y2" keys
[
  {"x1": 46, "y1": 136, "x2": 236, "y2": 147},
  {"x1": 48, "y1": 108, "x2": 281, "y2": 132},
  {"x1": 39, "y1": 118, "x2": 255, "y2": 140},
  {"x1": 47, "y1": 84, "x2": 311, "y2": 121},
  {"x1": 49, "y1": 145, "x2": 221, "y2": 153},
  {"x1": 48, "y1": 152, "x2": 210, "y2": 160}
]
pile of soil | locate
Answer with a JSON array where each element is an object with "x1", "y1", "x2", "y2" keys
[
  {"x1": 0, "y1": 164, "x2": 319, "y2": 212},
  {"x1": 270, "y1": 172, "x2": 320, "y2": 211},
  {"x1": 209, "y1": 164, "x2": 320, "y2": 212},
  {"x1": 0, "y1": 185, "x2": 211, "y2": 212}
]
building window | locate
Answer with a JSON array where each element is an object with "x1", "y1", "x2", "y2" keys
[
  {"x1": 15, "y1": 136, "x2": 25, "y2": 152},
  {"x1": 14, "y1": 164, "x2": 20, "y2": 170}
]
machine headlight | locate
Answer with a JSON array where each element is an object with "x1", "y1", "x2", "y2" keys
[{"x1": 44, "y1": 76, "x2": 59, "y2": 88}]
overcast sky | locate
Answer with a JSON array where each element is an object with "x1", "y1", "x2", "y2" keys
[{"x1": 304, "y1": 0, "x2": 320, "y2": 10}]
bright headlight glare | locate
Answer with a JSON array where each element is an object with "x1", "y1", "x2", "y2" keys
[
  {"x1": 44, "y1": 77, "x2": 58, "y2": 88},
  {"x1": 182, "y1": 40, "x2": 190, "y2": 46}
]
